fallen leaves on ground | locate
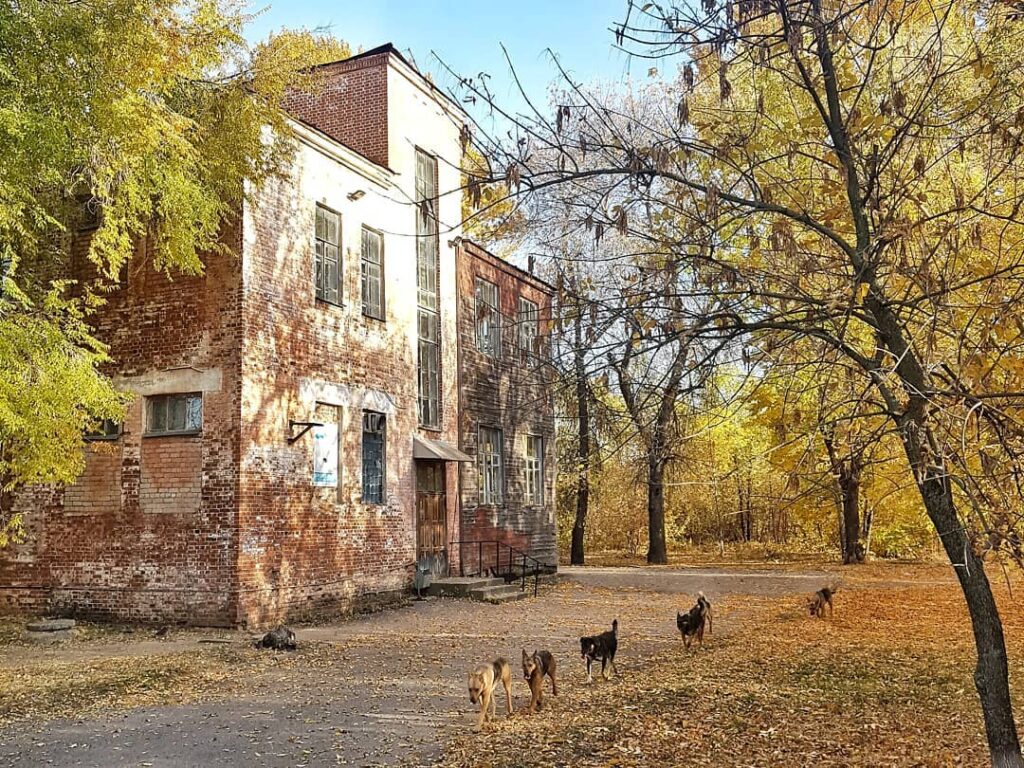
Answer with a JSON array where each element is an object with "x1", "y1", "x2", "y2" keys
[{"x1": 438, "y1": 580, "x2": 1022, "y2": 768}]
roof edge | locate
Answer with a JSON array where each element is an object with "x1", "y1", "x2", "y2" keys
[
  {"x1": 310, "y1": 42, "x2": 468, "y2": 120},
  {"x1": 454, "y1": 238, "x2": 556, "y2": 294}
]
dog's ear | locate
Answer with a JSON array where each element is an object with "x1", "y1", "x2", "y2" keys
[{"x1": 522, "y1": 648, "x2": 528, "y2": 661}]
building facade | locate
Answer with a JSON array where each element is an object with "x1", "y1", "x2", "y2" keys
[{"x1": 0, "y1": 45, "x2": 555, "y2": 627}]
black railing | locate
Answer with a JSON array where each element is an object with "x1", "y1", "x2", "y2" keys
[{"x1": 450, "y1": 539, "x2": 549, "y2": 598}]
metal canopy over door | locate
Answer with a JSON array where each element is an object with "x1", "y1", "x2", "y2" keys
[{"x1": 416, "y1": 461, "x2": 447, "y2": 576}]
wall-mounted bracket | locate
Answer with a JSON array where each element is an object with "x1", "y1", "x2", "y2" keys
[{"x1": 287, "y1": 420, "x2": 324, "y2": 444}]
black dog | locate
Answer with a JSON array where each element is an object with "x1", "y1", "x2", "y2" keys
[
  {"x1": 580, "y1": 618, "x2": 618, "y2": 683},
  {"x1": 676, "y1": 592, "x2": 713, "y2": 649}
]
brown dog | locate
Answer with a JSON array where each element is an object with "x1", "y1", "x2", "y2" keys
[
  {"x1": 467, "y1": 658, "x2": 513, "y2": 731},
  {"x1": 808, "y1": 585, "x2": 838, "y2": 619},
  {"x1": 522, "y1": 649, "x2": 557, "y2": 712}
]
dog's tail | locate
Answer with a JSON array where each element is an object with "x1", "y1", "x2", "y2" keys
[
  {"x1": 611, "y1": 618, "x2": 619, "y2": 635},
  {"x1": 698, "y1": 592, "x2": 713, "y2": 634}
]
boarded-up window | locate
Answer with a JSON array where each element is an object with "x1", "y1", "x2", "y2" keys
[
  {"x1": 524, "y1": 435, "x2": 544, "y2": 506},
  {"x1": 315, "y1": 204, "x2": 341, "y2": 304},
  {"x1": 478, "y1": 426, "x2": 503, "y2": 505},
  {"x1": 145, "y1": 393, "x2": 202, "y2": 436},
  {"x1": 361, "y1": 227, "x2": 384, "y2": 319},
  {"x1": 475, "y1": 278, "x2": 500, "y2": 357},
  {"x1": 362, "y1": 411, "x2": 386, "y2": 504}
]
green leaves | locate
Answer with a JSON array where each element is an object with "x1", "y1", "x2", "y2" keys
[{"x1": 0, "y1": 1, "x2": 349, "y2": 525}]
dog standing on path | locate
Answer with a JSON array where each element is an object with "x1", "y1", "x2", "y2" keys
[
  {"x1": 522, "y1": 649, "x2": 558, "y2": 712},
  {"x1": 580, "y1": 619, "x2": 618, "y2": 683},
  {"x1": 467, "y1": 658, "x2": 514, "y2": 731}
]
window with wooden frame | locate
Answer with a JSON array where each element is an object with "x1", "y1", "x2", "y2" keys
[
  {"x1": 85, "y1": 418, "x2": 121, "y2": 441},
  {"x1": 475, "y1": 278, "x2": 500, "y2": 357},
  {"x1": 314, "y1": 204, "x2": 341, "y2": 304},
  {"x1": 517, "y1": 296, "x2": 539, "y2": 358},
  {"x1": 415, "y1": 148, "x2": 441, "y2": 427},
  {"x1": 145, "y1": 393, "x2": 202, "y2": 436},
  {"x1": 478, "y1": 426, "x2": 504, "y2": 505},
  {"x1": 361, "y1": 226, "x2": 384, "y2": 319},
  {"x1": 524, "y1": 435, "x2": 544, "y2": 506}
]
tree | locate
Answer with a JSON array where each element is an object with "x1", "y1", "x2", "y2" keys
[
  {"x1": 458, "y1": 1, "x2": 1024, "y2": 762},
  {"x1": 0, "y1": 1, "x2": 348, "y2": 542}
]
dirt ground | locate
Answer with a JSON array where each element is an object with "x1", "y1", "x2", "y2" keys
[{"x1": 0, "y1": 561, "x2": 1018, "y2": 767}]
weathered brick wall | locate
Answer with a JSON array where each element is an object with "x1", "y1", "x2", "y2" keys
[
  {"x1": 455, "y1": 240, "x2": 557, "y2": 570},
  {"x1": 236, "y1": 116, "x2": 463, "y2": 627},
  {"x1": 0, "y1": 229, "x2": 244, "y2": 625},
  {"x1": 0, "y1": 48, "x2": 516, "y2": 628},
  {"x1": 284, "y1": 52, "x2": 390, "y2": 168}
]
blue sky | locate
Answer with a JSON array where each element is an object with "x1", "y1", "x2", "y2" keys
[{"x1": 244, "y1": 0, "x2": 642, "y2": 108}]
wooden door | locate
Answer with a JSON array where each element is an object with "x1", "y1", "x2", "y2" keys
[{"x1": 416, "y1": 461, "x2": 447, "y2": 576}]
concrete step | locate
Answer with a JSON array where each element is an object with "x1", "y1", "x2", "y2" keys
[
  {"x1": 427, "y1": 576, "x2": 506, "y2": 598},
  {"x1": 469, "y1": 584, "x2": 528, "y2": 604}
]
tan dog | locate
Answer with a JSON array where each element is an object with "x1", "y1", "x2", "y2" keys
[
  {"x1": 467, "y1": 658, "x2": 513, "y2": 730},
  {"x1": 808, "y1": 585, "x2": 838, "y2": 619},
  {"x1": 522, "y1": 649, "x2": 557, "y2": 713}
]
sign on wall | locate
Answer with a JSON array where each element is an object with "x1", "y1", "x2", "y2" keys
[{"x1": 312, "y1": 424, "x2": 339, "y2": 487}]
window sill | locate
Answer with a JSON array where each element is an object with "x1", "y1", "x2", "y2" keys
[
  {"x1": 316, "y1": 297, "x2": 344, "y2": 309},
  {"x1": 418, "y1": 424, "x2": 442, "y2": 433},
  {"x1": 362, "y1": 310, "x2": 386, "y2": 323},
  {"x1": 143, "y1": 430, "x2": 202, "y2": 438},
  {"x1": 84, "y1": 435, "x2": 121, "y2": 442}
]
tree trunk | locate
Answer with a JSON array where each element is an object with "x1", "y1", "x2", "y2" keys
[
  {"x1": 838, "y1": 461, "x2": 864, "y2": 564},
  {"x1": 860, "y1": 499, "x2": 873, "y2": 556},
  {"x1": 647, "y1": 456, "x2": 668, "y2": 564},
  {"x1": 570, "y1": 315, "x2": 589, "y2": 566},
  {"x1": 904, "y1": 436, "x2": 1023, "y2": 766}
]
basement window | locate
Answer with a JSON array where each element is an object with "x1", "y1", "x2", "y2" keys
[
  {"x1": 85, "y1": 418, "x2": 121, "y2": 441},
  {"x1": 145, "y1": 393, "x2": 202, "y2": 436}
]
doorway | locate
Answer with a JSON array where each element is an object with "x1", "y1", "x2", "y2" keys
[{"x1": 415, "y1": 461, "x2": 447, "y2": 576}]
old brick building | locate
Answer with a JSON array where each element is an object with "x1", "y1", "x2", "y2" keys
[{"x1": 0, "y1": 45, "x2": 555, "y2": 627}]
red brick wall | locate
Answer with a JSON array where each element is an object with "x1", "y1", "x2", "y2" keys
[
  {"x1": 0, "y1": 227, "x2": 244, "y2": 626},
  {"x1": 140, "y1": 437, "x2": 203, "y2": 515},
  {"x1": 284, "y1": 54, "x2": 390, "y2": 168},
  {"x1": 235, "y1": 163, "x2": 459, "y2": 628},
  {"x1": 455, "y1": 240, "x2": 557, "y2": 570}
]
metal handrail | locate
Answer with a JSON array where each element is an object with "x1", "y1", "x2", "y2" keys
[{"x1": 449, "y1": 538, "x2": 551, "y2": 598}]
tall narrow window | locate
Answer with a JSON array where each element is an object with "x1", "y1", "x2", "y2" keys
[
  {"x1": 315, "y1": 204, "x2": 341, "y2": 304},
  {"x1": 475, "y1": 278, "x2": 500, "y2": 357},
  {"x1": 517, "y1": 296, "x2": 539, "y2": 357},
  {"x1": 361, "y1": 227, "x2": 384, "y2": 319},
  {"x1": 416, "y1": 149, "x2": 440, "y2": 427},
  {"x1": 478, "y1": 426, "x2": 504, "y2": 505},
  {"x1": 362, "y1": 411, "x2": 386, "y2": 504},
  {"x1": 524, "y1": 435, "x2": 544, "y2": 506}
]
